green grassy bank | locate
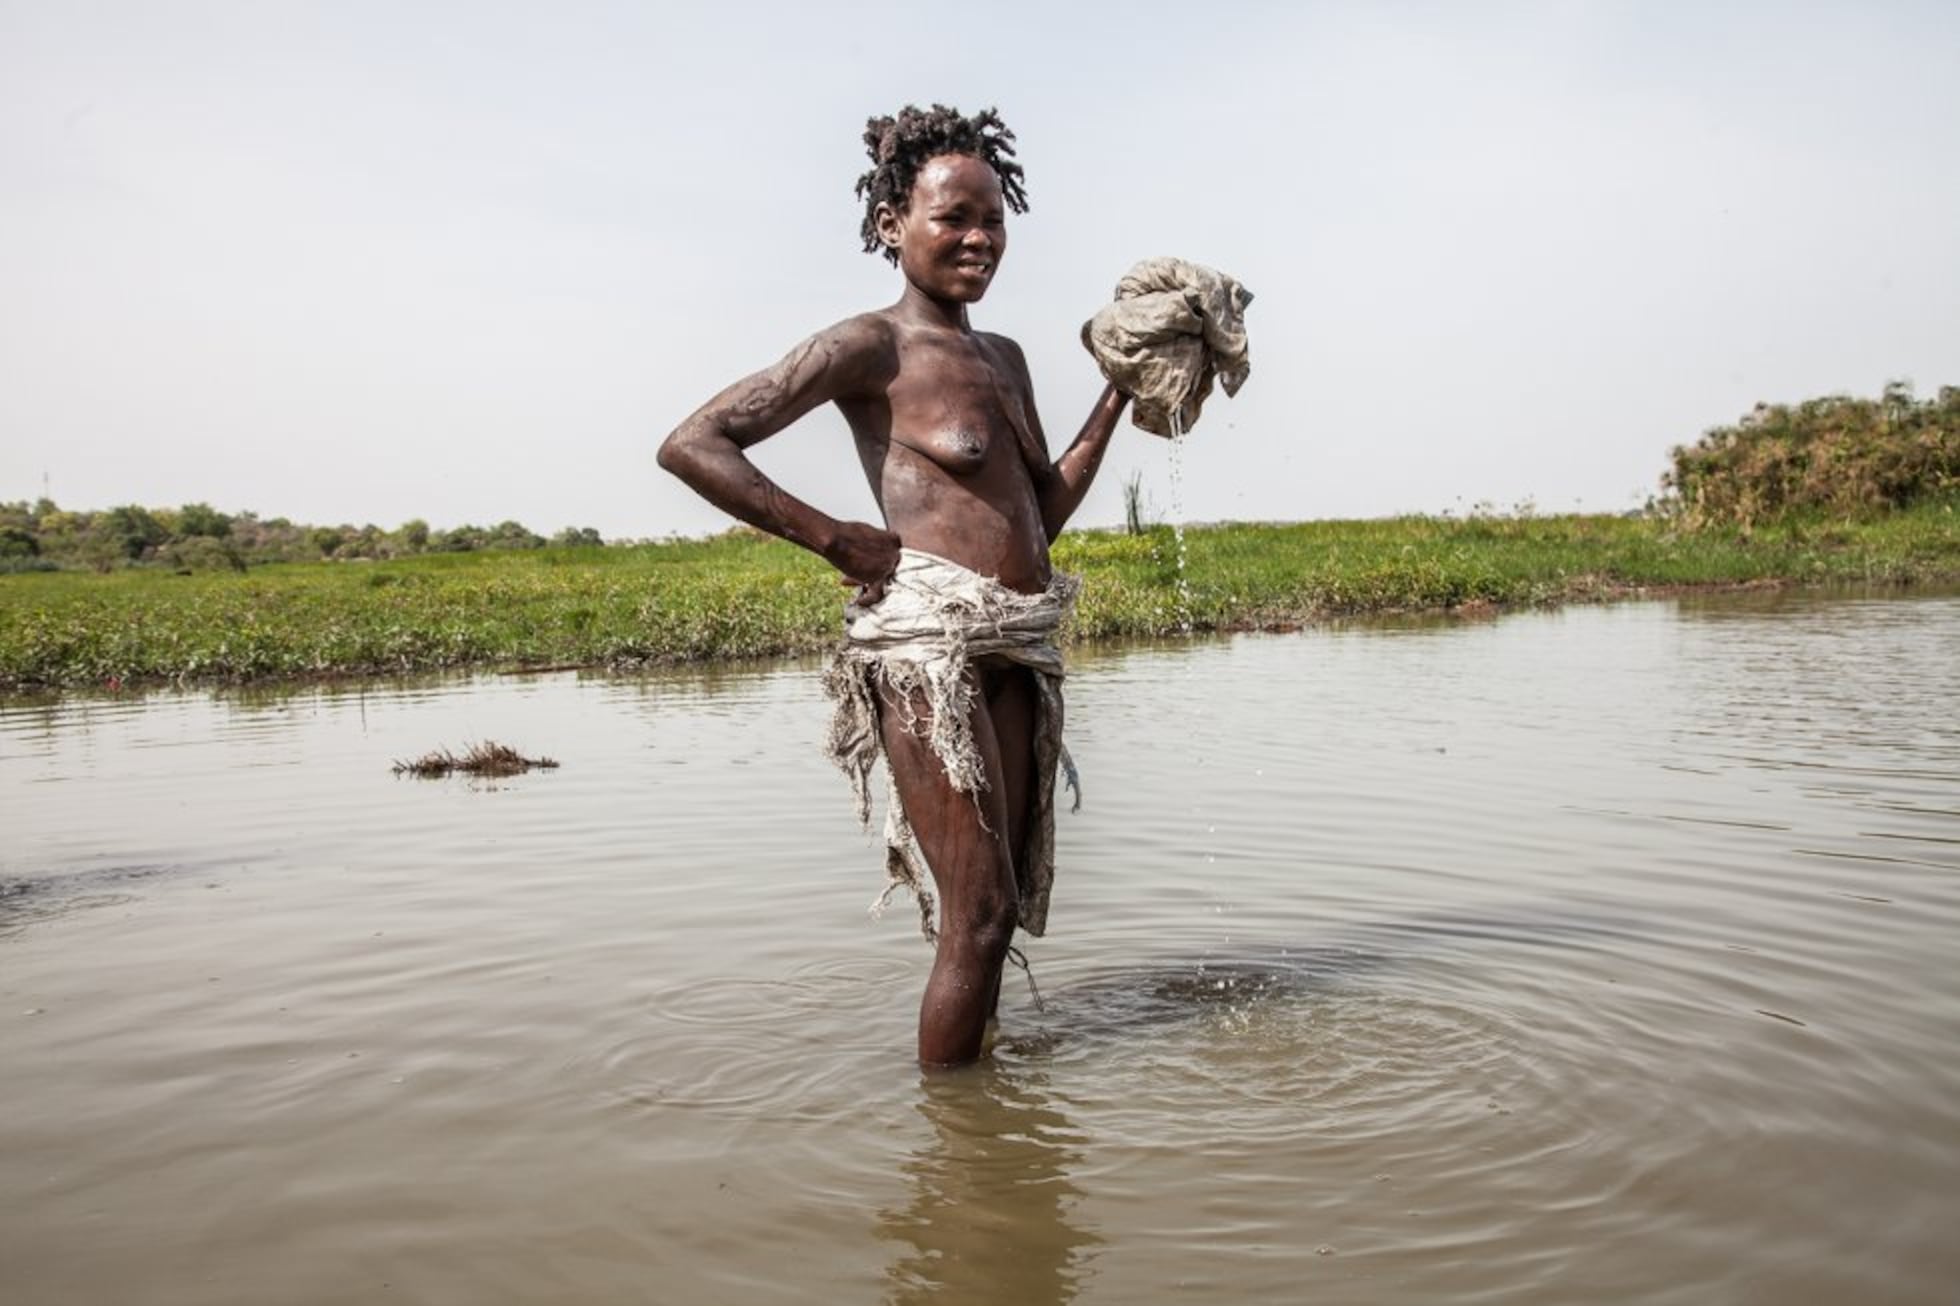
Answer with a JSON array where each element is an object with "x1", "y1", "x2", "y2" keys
[{"x1": 3, "y1": 504, "x2": 1957, "y2": 692}]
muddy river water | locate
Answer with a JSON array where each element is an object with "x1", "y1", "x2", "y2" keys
[{"x1": 4, "y1": 588, "x2": 1957, "y2": 1304}]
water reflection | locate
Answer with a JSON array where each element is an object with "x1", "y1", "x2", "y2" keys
[{"x1": 879, "y1": 1063, "x2": 1098, "y2": 1306}]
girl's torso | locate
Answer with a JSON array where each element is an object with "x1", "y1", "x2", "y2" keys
[{"x1": 838, "y1": 316, "x2": 1052, "y2": 594}]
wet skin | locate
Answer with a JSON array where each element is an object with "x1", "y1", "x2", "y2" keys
[{"x1": 659, "y1": 153, "x2": 1129, "y2": 1065}]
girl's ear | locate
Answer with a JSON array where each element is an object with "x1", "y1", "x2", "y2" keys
[{"x1": 873, "y1": 201, "x2": 904, "y2": 251}]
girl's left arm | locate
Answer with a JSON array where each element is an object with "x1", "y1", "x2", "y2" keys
[{"x1": 998, "y1": 339, "x2": 1129, "y2": 540}]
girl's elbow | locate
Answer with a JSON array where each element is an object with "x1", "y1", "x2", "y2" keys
[{"x1": 656, "y1": 427, "x2": 700, "y2": 478}]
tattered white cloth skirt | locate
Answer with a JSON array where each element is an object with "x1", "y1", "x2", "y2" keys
[{"x1": 821, "y1": 548, "x2": 1080, "y2": 940}]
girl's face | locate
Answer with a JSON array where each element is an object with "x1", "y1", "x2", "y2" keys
[{"x1": 879, "y1": 154, "x2": 1007, "y2": 305}]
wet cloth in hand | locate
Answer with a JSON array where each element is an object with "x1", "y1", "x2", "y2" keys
[
  {"x1": 821, "y1": 549, "x2": 1080, "y2": 941},
  {"x1": 1081, "y1": 256, "x2": 1254, "y2": 437}
]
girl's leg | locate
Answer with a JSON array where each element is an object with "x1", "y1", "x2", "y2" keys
[{"x1": 880, "y1": 675, "x2": 1020, "y2": 1066}]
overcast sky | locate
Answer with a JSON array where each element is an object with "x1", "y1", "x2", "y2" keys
[{"x1": 3, "y1": 1, "x2": 1955, "y2": 540}]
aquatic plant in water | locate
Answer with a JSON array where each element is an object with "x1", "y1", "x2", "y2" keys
[{"x1": 391, "y1": 742, "x2": 559, "y2": 778}]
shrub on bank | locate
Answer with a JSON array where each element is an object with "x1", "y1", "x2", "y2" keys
[
  {"x1": 1664, "y1": 382, "x2": 1960, "y2": 528},
  {"x1": 0, "y1": 499, "x2": 608, "y2": 571}
]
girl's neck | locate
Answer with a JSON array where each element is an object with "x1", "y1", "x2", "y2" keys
[{"x1": 894, "y1": 282, "x2": 972, "y2": 332}]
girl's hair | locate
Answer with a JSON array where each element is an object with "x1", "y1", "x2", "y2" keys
[{"x1": 855, "y1": 104, "x2": 1028, "y2": 264}]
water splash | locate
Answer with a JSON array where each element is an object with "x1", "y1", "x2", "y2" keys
[{"x1": 1167, "y1": 409, "x2": 1193, "y2": 632}]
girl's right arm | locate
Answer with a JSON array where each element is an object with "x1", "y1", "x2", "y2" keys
[{"x1": 658, "y1": 315, "x2": 901, "y2": 591}]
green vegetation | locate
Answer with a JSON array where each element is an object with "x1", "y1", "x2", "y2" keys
[
  {"x1": 4, "y1": 504, "x2": 1956, "y2": 692},
  {"x1": 1664, "y1": 382, "x2": 1959, "y2": 528},
  {"x1": 0, "y1": 498, "x2": 602, "y2": 574},
  {"x1": 8, "y1": 381, "x2": 1957, "y2": 692}
]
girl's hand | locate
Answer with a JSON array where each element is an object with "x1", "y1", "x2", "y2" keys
[{"x1": 825, "y1": 521, "x2": 901, "y2": 605}]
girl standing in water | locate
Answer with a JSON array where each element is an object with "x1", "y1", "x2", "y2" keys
[{"x1": 659, "y1": 105, "x2": 1128, "y2": 1066}]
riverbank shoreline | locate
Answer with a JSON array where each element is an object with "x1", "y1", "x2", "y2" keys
[{"x1": 4, "y1": 505, "x2": 1956, "y2": 693}]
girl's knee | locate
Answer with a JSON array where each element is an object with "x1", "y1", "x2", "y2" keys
[{"x1": 943, "y1": 891, "x2": 1018, "y2": 960}]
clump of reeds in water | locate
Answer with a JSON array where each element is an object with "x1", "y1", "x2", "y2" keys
[{"x1": 391, "y1": 741, "x2": 559, "y2": 778}]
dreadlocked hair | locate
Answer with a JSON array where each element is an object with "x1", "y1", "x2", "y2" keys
[{"x1": 855, "y1": 104, "x2": 1028, "y2": 265}]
